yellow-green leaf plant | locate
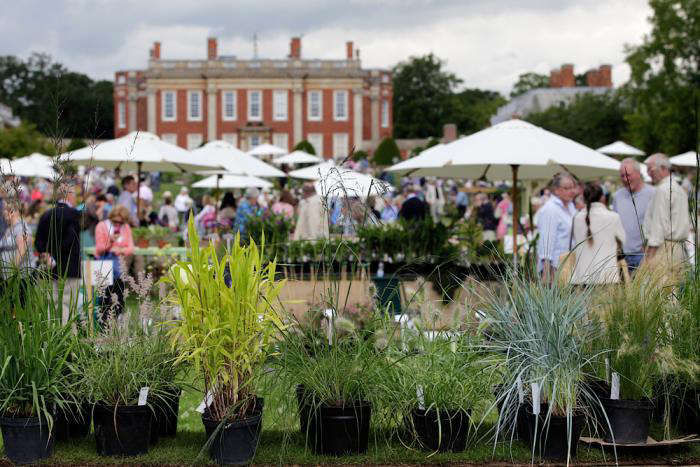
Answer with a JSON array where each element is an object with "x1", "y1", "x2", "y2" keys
[{"x1": 164, "y1": 217, "x2": 284, "y2": 421}]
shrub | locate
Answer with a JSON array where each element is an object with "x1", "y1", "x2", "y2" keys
[
  {"x1": 293, "y1": 140, "x2": 316, "y2": 155},
  {"x1": 373, "y1": 137, "x2": 400, "y2": 166}
]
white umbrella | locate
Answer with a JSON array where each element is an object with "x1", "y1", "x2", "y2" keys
[
  {"x1": 247, "y1": 143, "x2": 287, "y2": 158},
  {"x1": 1, "y1": 153, "x2": 56, "y2": 179},
  {"x1": 272, "y1": 150, "x2": 322, "y2": 166},
  {"x1": 669, "y1": 151, "x2": 699, "y2": 168},
  {"x1": 386, "y1": 144, "x2": 447, "y2": 174},
  {"x1": 287, "y1": 160, "x2": 337, "y2": 180},
  {"x1": 192, "y1": 141, "x2": 285, "y2": 178},
  {"x1": 388, "y1": 119, "x2": 621, "y2": 264},
  {"x1": 192, "y1": 174, "x2": 272, "y2": 189},
  {"x1": 597, "y1": 141, "x2": 645, "y2": 158},
  {"x1": 60, "y1": 131, "x2": 222, "y2": 207},
  {"x1": 314, "y1": 168, "x2": 390, "y2": 200}
]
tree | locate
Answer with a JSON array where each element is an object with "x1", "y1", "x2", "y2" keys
[
  {"x1": 510, "y1": 72, "x2": 549, "y2": 97},
  {"x1": 449, "y1": 89, "x2": 506, "y2": 135},
  {"x1": 66, "y1": 138, "x2": 87, "y2": 152},
  {"x1": 392, "y1": 54, "x2": 462, "y2": 138},
  {"x1": 293, "y1": 140, "x2": 315, "y2": 155},
  {"x1": 0, "y1": 53, "x2": 114, "y2": 139},
  {"x1": 0, "y1": 123, "x2": 55, "y2": 159},
  {"x1": 373, "y1": 137, "x2": 400, "y2": 166},
  {"x1": 623, "y1": 0, "x2": 699, "y2": 155},
  {"x1": 525, "y1": 92, "x2": 628, "y2": 149},
  {"x1": 351, "y1": 149, "x2": 368, "y2": 162}
]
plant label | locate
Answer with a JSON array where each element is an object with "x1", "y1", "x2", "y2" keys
[
  {"x1": 605, "y1": 357, "x2": 610, "y2": 383},
  {"x1": 196, "y1": 391, "x2": 214, "y2": 414},
  {"x1": 531, "y1": 382, "x2": 540, "y2": 414},
  {"x1": 610, "y1": 373, "x2": 620, "y2": 400},
  {"x1": 416, "y1": 385, "x2": 425, "y2": 410},
  {"x1": 138, "y1": 387, "x2": 149, "y2": 406},
  {"x1": 516, "y1": 375, "x2": 524, "y2": 404}
]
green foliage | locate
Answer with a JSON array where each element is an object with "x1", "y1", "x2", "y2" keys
[
  {"x1": 245, "y1": 212, "x2": 294, "y2": 252},
  {"x1": 0, "y1": 53, "x2": 114, "y2": 139},
  {"x1": 147, "y1": 225, "x2": 173, "y2": 242},
  {"x1": 74, "y1": 314, "x2": 180, "y2": 407},
  {"x1": 392, "y1": 54, "x2": 462, "y2": 138},
  {"x1": 66, "y1": 138, "x2": 87, "y2": 152},
  {"x1": 132, "y1": 226, "x2": 150, "y2": 242},
  {"x1": 0, "y1": 270, "x2": 75, "y2": 423},
  {"x1": 0, "y1": 122, "x2": 55, "y2": 158},
  {"x1": 510, "y1": 72, "x2": 550, "y2": 98},
  {"x1": 526, "y1": 92, "x2": 628, "y2": 150},
  {"x1": 373, "y1": 137, "x2": 400, "y2": 166},
  {"x1": 165, "y1": 218, "x2": 283, "y2": 422},
  {"x1": 293, "y1": 140, "x2": 316, "y2": 155},
  {"x1": 351, "y1": 149, "x2": 369, "y2": 162},
  {"x1": 448, "y1": 89, "x2": 506, "y2": 136},
  {"x1": 622, "y1": 0, "x2": 700, "y2": 155}
]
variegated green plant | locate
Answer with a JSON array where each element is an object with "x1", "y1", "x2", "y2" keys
[{"x1": 164, "y1": 217, "x2": 284, "y2": 421}]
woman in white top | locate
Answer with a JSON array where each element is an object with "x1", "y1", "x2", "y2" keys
[{"x1": 571, "y1": 182, "x2": 626, "y2": 284}]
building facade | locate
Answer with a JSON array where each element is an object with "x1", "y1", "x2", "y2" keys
[{"x1": 114, "y1": 37, "x2": 393, "y2": 158}]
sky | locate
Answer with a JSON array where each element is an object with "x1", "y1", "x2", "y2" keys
[{"x1": 1, "y1": 0, "x2": 652, "y2": 96}]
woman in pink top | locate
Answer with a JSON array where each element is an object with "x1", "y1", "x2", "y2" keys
[
  {"x1": 94, "y1": 204, "x2": 134, "y2": 322},
  {"x1": 270, "y1": 189, "x2": 297, "y2": 219},
  {"x1": 495, "y1": 193, "x2": 513, "y2": 240}
]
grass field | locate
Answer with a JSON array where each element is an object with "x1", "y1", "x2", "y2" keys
[{"x1": 0, "y1": 373, "x2": 697, "y2": 465}]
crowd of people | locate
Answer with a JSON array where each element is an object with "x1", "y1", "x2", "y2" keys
[{"x1": 0, "y1": 151, "x2": 697, "y2": 323}]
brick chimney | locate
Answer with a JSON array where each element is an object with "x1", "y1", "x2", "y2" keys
[
  {"x1": 549, "y1": 69, "x2": 561, "y2": 87},
  {"x1": 289, "y1": 37, "x2": 301, "y2": 59},
  {"x1": 598, "y1": 64, "x2": 612, "y2": 87},
  {"x1": 151, "y1": 41, "x2": 161, "y2": 60},
  {"x1": 560, "y1": 64, "x2": 575, "y2": 87},
  {"x1": 585, "y1": 69, "x2": 598, "y2": 87},
  {"x1": 207, "y1": 37, "x2": 218, "y2": 60},
  {"x1": 443, "y1": 123, "x2": 457, "y2": 143},
  {"x1": 346, "y1": 41, "x2": 354, "y2": 59}
]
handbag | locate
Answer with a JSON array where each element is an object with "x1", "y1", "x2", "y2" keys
[
  {"x1": 97, "y1": 251, "x2": 121, "y2": 280},
  {"x1": 557, "y1": 216, "x2": 577, "y2": 284}
]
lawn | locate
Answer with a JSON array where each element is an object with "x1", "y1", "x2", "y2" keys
[{"x1": 1, "y1": 373, "x2": 697, "y2": 465}]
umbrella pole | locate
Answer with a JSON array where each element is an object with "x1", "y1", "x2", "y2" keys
[
  {"x1": 215, "y1": 174, "x2": 221, "y2": 215},
  {"x1": 511, "y1": 164, "x2": 519, "y2": 270},
  {"x1": 136, "y1": 161, "x2": 142, "y2": 225}
]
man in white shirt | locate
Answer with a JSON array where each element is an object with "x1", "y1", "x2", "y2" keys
[
  {"x1": 293, "y1": 183, "x2": 329, "y2": 241},
  {"x1": 642, "y1": 153, "x2": 690, "y2": 276},
  {"x1": 174, "y1": 187, "x2": 194, "y2": 224},
  {"x1": 536, "y1": 172, "x2": 578, "y2": 283},
  {"x1": 612, "y1": 158, "x2": 655, "y2": 272}
]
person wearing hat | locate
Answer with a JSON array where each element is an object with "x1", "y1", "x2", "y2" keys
[
  {"x1": 233, "y1": 187, "x2": 262, "y2": 236},
  {"x1": 174, "y1": 187, "x2": 193, "y2": 225},
  {"x1": 398, "y1": 184, "x2": 428, "y2": 222},
  {"x1": 158, "y1": 191, "x2": 179, "y2": 230}
]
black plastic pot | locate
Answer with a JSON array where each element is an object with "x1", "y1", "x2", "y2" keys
[
  {"x1": 93, "y1": 404, "x2": 152, "y2": 456},
  {"x1": 310, "y1": 401, "x2": 371, "y2": 456},
  {"x1": 68, "y1": 403, "x2": 93, "y2": 438},
  {"x1": 525, "y1": 405, "x2": 585, "y2": 460},
  {"x1": 410, "y1": 407, "x2": 471, "y2": 452},
  {"x1": 601, "y1": 398, "x2": 653, "y2": 444},
  {"x1": 153, "y1": 387, "x2": 181, "y2": 437},
  {"x1": 0, "y1": 415, "x2": 55, "y2": 464},
  {"x1": 201, "y1": 397, "x2": 264, "y2": 465}
]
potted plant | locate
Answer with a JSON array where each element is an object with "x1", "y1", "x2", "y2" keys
[
  {"x1": 596, "y1": 267, "x2": 696, "y2": 444},
  {"x1": 148, "y1": 225, "x2": 172, "y2": 248},
  {"x1": 276, "y1": 310, "x2": 392, "y2": 456},
  {"x1": 482, "y1": 271, "x2": 601, "y2": 463},
  {"x1": 384, "y1": 327, "x2": 491, "y2": 452},
  {"x1": 73, "y1": 313, "x2": 176, "y2": 457},
  {"x1": 132, "y1": 227, "x2": 150, "y2": 248},
  {"x1": 164, "y1": 218, "x2": 283, "y2": 465},
  {"x1": 0, "y1": 271, "x2": 76, "y2": 464}
]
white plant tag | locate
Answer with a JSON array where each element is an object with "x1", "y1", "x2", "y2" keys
[
  {"x1": 531, "y1": 382, "x2": 541, "y2": 414},
  {"x1": 138, "y1": 387, "x2": 149, "y2": 406},
  {"x1": 196, "y1": 390, "x2": 214, "y2": 413},
  {"x1": 416, "y1": 385, "x2": 425, "y2": 410},
  {"x1": 516, "y1": 375, "x2": 525, "y2": 404},
  {"x1": 605, "y1": 357, "x2": 610, "y2": 383},
  {"x1": 610, "y1": 373, "x2": 620, "y2": 400},
  {"x1": 323, "y1": 309, "x2": 334, "y2": 345}
]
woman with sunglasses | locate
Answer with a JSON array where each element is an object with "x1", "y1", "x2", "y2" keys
[{"x1": 94, "y1": 204, "x2": 134, "y2": 324}]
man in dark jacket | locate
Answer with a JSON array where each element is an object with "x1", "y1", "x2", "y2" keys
[
  {"x1": 35, "y1": 185, "x2": 82, "y2": 324},
  {"x1": 398, "y1": 185, "x2": 428, "y2": 222}
]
